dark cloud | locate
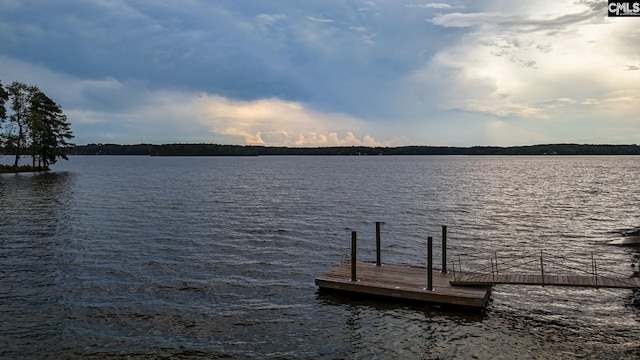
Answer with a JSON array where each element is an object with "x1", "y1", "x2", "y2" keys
[
  {"x1": 0, "y1": 0, "x2": 451, "y2": 116},
  {"x1": 1, "y1": 0, "x2": 637, "y2": 146}
]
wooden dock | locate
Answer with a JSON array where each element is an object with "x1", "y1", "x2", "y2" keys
[
  {"x1": 315, "y1": 224, "x2": 640, "y2": 310},
  {"x1": 451, "y1": 273, "x2": 640, "y2": 289},
  {"x1": 315, "y1": 261, "x2": 492, "y2": 308}
]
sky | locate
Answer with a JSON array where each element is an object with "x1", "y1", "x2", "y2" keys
[{"x1": 1, "y1": 0, "x2": 639, "y2": 147}]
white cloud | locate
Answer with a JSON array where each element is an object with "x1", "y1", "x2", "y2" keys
[
  {"x1": 256, "y1": 13, "x2": 286, "y2": 26},
  {"x1": 69, "y1": 89, "x2": 389, "y2": 146},
  {"x1": 406, "y1": 3, "x2": 452, "y2": 10},
  {"x1": 0, "y1": 55, "x2": 394, "y2": 146},
  {"x1": 308, "y1": 16, "x2": 334, "y2": 23},
  {"x1": 484, "y1": 119, "x2": 551, "y2": 145},
  {"x1": 416, "y1": 1, "x2": 640, "y2": 123},
  {"x1": 198, "y1": 96, "x2": 383, "y2": 146},
  {"x1": 426, "y1": 3, "x2": 453, "y2": 9},
  {"x1": 429, "y1": 12, "x2": 502, "y2": 27}
]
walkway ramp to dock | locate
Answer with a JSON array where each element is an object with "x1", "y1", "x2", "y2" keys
[
  {"x1": 450, "y1": 273, "x2": 640, "y2": 289},
  {"x1": 449, "y1": 250, "x2": 640, "y2": 289}
]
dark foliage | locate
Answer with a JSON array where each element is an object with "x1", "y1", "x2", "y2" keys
[
  {"x1": 68, "y1": 143, "x2": 640, "y2": 156},
  {"x1": 0, "y1": 80, "x2": 74, "y2": 171}
]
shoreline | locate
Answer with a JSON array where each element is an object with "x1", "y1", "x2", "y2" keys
[{"x1": 0, "y1": 165, "x2": 50, "y2": 174}]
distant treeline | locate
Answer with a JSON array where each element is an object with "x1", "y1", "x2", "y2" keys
[{"x1": 67, "y1": 143, "x2": 640, "y2": 156}]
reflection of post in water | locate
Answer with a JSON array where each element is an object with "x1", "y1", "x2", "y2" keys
[
  {"x1": 632, "y1": 253, "x2": 640, "y2": 307},
  {"x1": 346, "y1": 305, "x2": 363, "y2": 352}
]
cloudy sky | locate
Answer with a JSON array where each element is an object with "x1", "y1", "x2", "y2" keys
[{"x1": 1, "y1": 0, "x2": 638, "y2": 146}]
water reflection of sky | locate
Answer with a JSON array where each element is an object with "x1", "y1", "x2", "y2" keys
[{"x1": 2, "y1": 156, "x2": 640, "y2": 358}]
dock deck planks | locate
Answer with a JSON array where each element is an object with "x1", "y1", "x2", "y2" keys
[
  {"x1": 450, "y1": 273, "x2": 640, "y2": 289},
  {"x1": 315, "y1": 261, "x2": 491, "y2": 308},
  {"x1": 316, "y1": 261, "x2": 640, "y2": 310}
]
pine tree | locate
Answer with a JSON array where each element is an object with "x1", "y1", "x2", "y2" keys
[
  {"x1": 5, "y1": 82, "x2": 37, "y2": 167},
  {"x1": 0, "y1": 80, "x2": 9, "y2": 153},
  {"x1": 0, "y1": 81, "x2": 7, "y2": 120},
  {"x1": 1, "y1": 80, "x2": 73, "y2": 171},
  {"x1": 29, "y1": 90, "x2": 74, "y2": 168}
]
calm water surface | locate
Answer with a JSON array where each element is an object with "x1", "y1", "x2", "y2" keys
[{"x1": 1, "y1": 155, "x2": 640, "y2": 359}]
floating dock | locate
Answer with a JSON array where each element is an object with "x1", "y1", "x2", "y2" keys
[
  {"x1": 315, "y1": 224, "x2": 640, "y2": 310},
  {"x1": 316, "y1": 224, "x2": 491, "y2": 309},
  {"x1": 315, "y1": 260, "x2": 491, "y2": 308}
]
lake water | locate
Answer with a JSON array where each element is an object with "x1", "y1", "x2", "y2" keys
[{"x1": 1, "y1": 155, "x2": 640, "y2": 359}]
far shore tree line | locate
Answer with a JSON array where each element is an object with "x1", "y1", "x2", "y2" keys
[
  {"x1": 69, "y1": 143, "x2": 640, "y2": 156},
  {"x1": 0, "y1": 79, "x2": 74, "y2": 173}
]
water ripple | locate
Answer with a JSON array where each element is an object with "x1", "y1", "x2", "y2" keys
[{"x1": 2, "y1": 156, "x2": 640, "y2": 358}]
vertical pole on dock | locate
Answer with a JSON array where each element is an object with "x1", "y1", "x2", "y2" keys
[
  {"x1": 593, "y1": 259, "x2": 598, "y2": 289},
  {"x1": 441, "y1": 225, "x2": 447, "y2": 273},
  {"x1": 376, "y1": 221, "x2": 381, "y2": 267},
  {"x1": 591, "y1": 252, "x2": 596, "y2": 287},
  {"x1": 540, "y1": 250, "x2": 545, "y2": 287},
  {"x1": 351, "y1": 231, "x2": 357, "y2": 282},
  {"x1": 491, "y1": 257, "x2": 495, "y2": 283},
  {"x1": 427, "y1": 236, "x2": 433, "y2": 291},
  {"x1": 451, "y1": 261, "x2": 457, "y2": 280}
]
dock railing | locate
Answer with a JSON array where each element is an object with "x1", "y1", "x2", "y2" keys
[
  {"x1": 336, "y1": 222, "x2": 638, "y2": 289},
  {"x1": 451, "y1": 249, "x2": 638, "y2": 288}
]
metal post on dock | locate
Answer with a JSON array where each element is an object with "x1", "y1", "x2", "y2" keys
[
  {"x1": 540, "y1": 250, "x2": 545, "y2": 287},
  {"x1": 351, "y1": 231, "x2": 357, "y2": 282},
  {"x1": 376, "y1": 221, "x2": 381, "y2": 266},
  {"x1": 591, "y1": 252, "x2": 597, "y2": 287},
  {"x1": 427, "y1": 236, "x2": 433, "y2": 291},
  {"x1": 451, "y1": 261, "x2": 457, "y2": 280},
  {"x1": 491, "y1": 257, "x2": 496, "y2": 283},
  {"x1": 593, "y1": 253, "x2": 599, "y2": 288},
  {"x1": 441, "y1": 225, "x2": 447, "y2": 273}
]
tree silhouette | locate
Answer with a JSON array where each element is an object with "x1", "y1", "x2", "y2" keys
[
  {"x1": 0, "y1": 80, "x2": 7, "y2": 121},
  {"x1": 1, "y1": 80, "x2": 73, "y2": 171},
  {"x1": 5, "y1": 82, "x2": 36, "y2": 167},
  {"x1": 29, "y1": 90, "x2": 74, "y2": 168}
]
